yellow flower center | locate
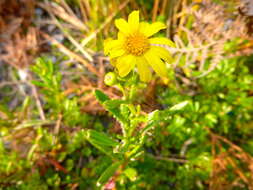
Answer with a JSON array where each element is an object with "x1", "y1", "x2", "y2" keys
[{"x1": 124, "y1": 33, "x2": 150, "y2": 56}]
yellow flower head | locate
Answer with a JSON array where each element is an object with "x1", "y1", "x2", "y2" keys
[{"x1": 104, "y1": 10, "x2": 175, "y2": 82}]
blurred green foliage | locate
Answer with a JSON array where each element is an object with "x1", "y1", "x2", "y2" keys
[
  {"x1": 0, "y1": 0, "x2": 253, "y2": 189},
  {"x1": 1, "y1": 53, "x2": 252, "y2": 189}
]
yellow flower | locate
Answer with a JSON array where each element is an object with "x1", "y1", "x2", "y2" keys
[{"x1": 104, "y1": 10, "x2": 175, "y2": 82}]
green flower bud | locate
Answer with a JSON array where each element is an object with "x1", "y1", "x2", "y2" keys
[{"x1": 104, "y1": 72, "x2": 117, "y2": 86}]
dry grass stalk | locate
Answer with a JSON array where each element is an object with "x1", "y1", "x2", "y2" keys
[
  {"x1": 165, "y1": 0, "x2": 253, "y2": 85},
  {"x1": 38, "y1": 1, "x2": 88, "y2": 32},
  {"x1": 208, "y1": 128, "x2": 253, "y2": 190},
  {"x1": 41, "y1": 32, "x2": 99, "y2": 76},
  {"x1": 1, "y1": 27, "x2": 39, "y2": 69}
]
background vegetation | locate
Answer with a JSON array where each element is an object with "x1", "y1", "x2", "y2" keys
[{"x1": 0, "y1": 0, "x2": 253, "y2": 189}]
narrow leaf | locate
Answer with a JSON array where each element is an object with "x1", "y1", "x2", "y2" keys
[
  {"x1": 94, "y1": 89, "x2": 110, "y2": 103},
  {"x1": 169, "y1": 101, "x2": 189, "y2": 111},
  {"x1": 104, "y1": 99, "x2": 127, "y2": 109},
  {"x1": 97, "y1": 161, "x2": 121, "y2": 187},
  {"x1": 85, "y1": 129, "x2": 119, "y2": 147}
]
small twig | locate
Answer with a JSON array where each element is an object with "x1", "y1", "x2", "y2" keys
[
  {"x1": 155, "y1": 155, "x2": 188, "y2": 163},
  {"x1": 180, "y1": 138, "x2": 194, "y2": 157},
  {"x1": 54, "y1": 113, "x2": 62, "y2": 135},
  {"x1": 27, "y1": 72, "x2": 46, "y2": 121},
  {"x1": 152, "y1": 0, "x2": 160, "y2": 22},
  {"x1": 147, "y1": 153, "x2": 188, "y2": 163},
  {"x1": 59, "y1": 0, "x2": 77, "y2": 19},
  {"x1": 97, "y1": 57, "x2": 105, "y2": 89},
  {"x1": 206, "y1": 128, "x2": 244, "y2": 153},
  {"x1": 52, "y1": 113, "x2": 62, "y2": 145},
  {"x1": 161, "y1": 0, "x2": 168, "y2": 15},
  {"x1": 30, "y1": 82, "x2": 46, "y2": 120}
]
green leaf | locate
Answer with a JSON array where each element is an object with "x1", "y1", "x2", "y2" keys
[
  {"x1": 108, "y1": 108, "x2": 128, "y2": 125},
  {"x1": 104, "y1": 99, "x2": 127, "y2": 109},
  {"x1": 124, "y1": 167, "x2": 137, "y2": 181},
  {"x1": 84, "y1": 130, "x2": 120, "y2": 157},
  {"x1": 85, "y1": 140, "x2": 112, "y2": 157},
  {"x1": 147, "y1": 110, "x2": 160, "y2": 123},
  {"x1": 140, "y1": 110, "x2": 160, "y2": 134},
  {"x1": 97, "y1": 161, "x2": 121, "y2": 187},
  {"x1": 172, "y1": 115, "x2": 186, "y2": 127},
  {"x1": 31, "y1": 80, "x2": 47, "y2": 88},
  {"x1": 14, "y1": 120, "x2": 54, "y2": 130},
  {"x1": 94, "y1": 89, "x2": 110, "y2": 104},
  {"x1": 85, "y1": 129, "x2": 119, "y2": 147},
  {"x1": 102, "y1": 102, "x2": 128, "y2": 125},
  {"x1": 94, "y1": 90, "x2": 128, "y2": 125},
  {"x1": 169, "y1": 101, "x2": 189, "y2": 111}
]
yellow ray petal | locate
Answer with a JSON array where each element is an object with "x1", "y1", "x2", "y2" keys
[
  {"x1": 116, "y1": 55, "x2": 136, "y2": 77},
  {"x1": 104, "y1": 39, "x2": 123, "y2": 55},
  {"x1": 128, "y1": 10, "x2": 139, "y2": 32},
  {"x1": 104, "y1": 39, "x2": 122, "y2": 49},
  {"x1": 139, "y1": 22, "x2": 150, "y2": 34},
  {"x1": 136, "y1": 56, "x2": 152, "y2": 82},
  {"x1": 141, "y1": 22, "x2": 166, "y2": 37},
  {"x1": 115, "y1": 19, "x2": 130, "y2": 34},
  {"x1": 144, "y1": 50, "x2": 167, "y2": 77},
  {"x1": 117, "y1": 32, "x2": 126, "y2": 41},
  {"x1": 110, "y1": 49, "x2": 126, "y2": 58},
  {"x1": 149, "y1": 37, "x2": 176, "y2": 47},
  {"x1": 150, "y1": 46, "x2": 173, "y2": 63}
]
